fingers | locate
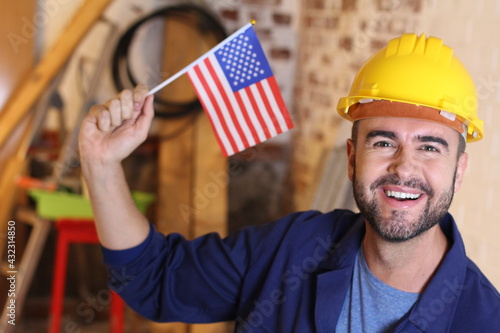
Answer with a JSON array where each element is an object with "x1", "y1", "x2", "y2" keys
[
  {"x1": 132, "y1": 83, "x2": 149, "y2": 113},
  {"x1": 92, "y1": 84, "x2": 150, "y2": 132},
  {"x1": 86, "y1": 104, "x2": 111, "y2": 132},
  {"x1": 119, "y1": 89, "x2": 133, "y2": 120},
  {"x1": 106, "y1": 98, "x2": 122, "y2": 127}
]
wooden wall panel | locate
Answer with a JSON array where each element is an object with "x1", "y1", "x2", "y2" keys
[
  {"x1": 153, "y1": 15, "x2": 229, "y2": 333},
  {"x1": 0, "y1": 2, "x2": 36, "y2": 110}
]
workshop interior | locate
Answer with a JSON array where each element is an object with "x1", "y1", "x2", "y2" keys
[{"x1": 1, "y1": 0, "x2": 499, "y2": 332}]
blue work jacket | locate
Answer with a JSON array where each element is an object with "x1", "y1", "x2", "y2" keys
[{"x1": 104, "y1": 210, "x2": 500, "y2": 332}]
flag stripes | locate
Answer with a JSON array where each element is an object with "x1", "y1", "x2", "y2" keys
[{"x1": 188, "y1": 54, "x2": 293, "y2": 156}]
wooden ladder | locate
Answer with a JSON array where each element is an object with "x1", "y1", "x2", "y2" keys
[{"x1": 0, "y1": 208, "x2": 51, "y2": 333}]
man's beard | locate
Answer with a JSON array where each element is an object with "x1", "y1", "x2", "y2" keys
[{"x1": 353, "y1": 169, "x2": 456, "y2": 243}]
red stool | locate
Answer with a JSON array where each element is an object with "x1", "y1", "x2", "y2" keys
[{"x1": 49, "y1": 219, "x2": 124, "y2": 333}]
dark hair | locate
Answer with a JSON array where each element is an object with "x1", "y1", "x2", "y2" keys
[{"x1": 351, "y1": 121, "x2": 466, "y2": 158}]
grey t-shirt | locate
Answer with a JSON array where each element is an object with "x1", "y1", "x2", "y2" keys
[{"x1": 336, "y1": 246, "x2": 420, "y2": 332}]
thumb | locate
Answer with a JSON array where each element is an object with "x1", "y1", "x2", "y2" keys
[{"x1": 135, "y1": 94, "x2": 155, "y2": 135}]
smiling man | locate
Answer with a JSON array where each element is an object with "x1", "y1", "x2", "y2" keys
[{"x1": 79, "y1": 33, "x2": 499, "y2": 332}]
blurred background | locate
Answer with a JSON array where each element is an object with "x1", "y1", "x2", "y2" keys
[{"x1": 1, "y1": 0, "x2": 499, "y2": 332}]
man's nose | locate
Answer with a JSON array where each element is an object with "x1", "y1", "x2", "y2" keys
[{"x1": 387, "y1": 147, "x2": 418, "y2": 179}]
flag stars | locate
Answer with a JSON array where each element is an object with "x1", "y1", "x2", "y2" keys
[{"x1": 216, "y1": 31, "x2": 269, "y2": 88}]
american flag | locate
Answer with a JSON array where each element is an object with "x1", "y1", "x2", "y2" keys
[{"x1": 186, "y1": 25, "x2": 294, "y2": 156}]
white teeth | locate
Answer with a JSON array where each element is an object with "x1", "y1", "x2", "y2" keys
[{"x1": 385, "y1": 190, "x2": 421, "y2": 200}]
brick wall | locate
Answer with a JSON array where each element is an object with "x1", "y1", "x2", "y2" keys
[
  {"x1": 292, "y1": 0, "x2": 425, "y2": 208},
  {"x1": 211, "y1": 0, "x2": 299, "y2": 114},
  {"x1": 292, "y1": 0, "x2": 500, "y2": 289},
  {"x1": 421, "y1": 0, "x2": 500, "y2": 291}
]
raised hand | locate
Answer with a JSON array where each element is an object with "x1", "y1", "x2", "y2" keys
[{"x1": 79, "y1": 84, "x2": 154, "y2": 164}]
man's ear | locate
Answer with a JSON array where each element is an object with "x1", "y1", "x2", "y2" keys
[
  {"x1": 346, "y1": 138, "x2": 355, "y2": 182},
  {"x1": 454, "y1": 152, "x2": 469, "y2": 192}
]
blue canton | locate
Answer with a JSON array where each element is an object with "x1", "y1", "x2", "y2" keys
[{"x1": 214, "y1": 27, "x2": 273, "y2": 92}]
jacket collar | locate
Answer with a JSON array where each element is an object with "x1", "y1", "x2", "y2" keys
[
  {"x1": 406, "y1": 213, "x2": 467, "y2": 332},
  {"x1": 314, "y1": 212, "x2": 468, "y2": 333},
  {"x1": 315, "y1": 213, "x2": 365, "y2": 332}
]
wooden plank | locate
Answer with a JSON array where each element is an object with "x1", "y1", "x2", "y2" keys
[
  {"x1": 153, "y1": 13, "x2": 229, "y2": 333},
  {"x1": 192, "y1": 114, "x2": 228, "y2": 238},
  {"x1": 151, "y1": 16, "x2": 200, "y2": 333},
  {"x1": 0, "y1": 2, "x2": 36, "y2": 110},
  {"x1": 156, "y1": 118, "x2": 194, "y2": 235},
  {"x1": 190, "y1": 114, "x2": 229, "y2": 333},
  {"x1": 0, "y1": 0, "x2": 36, "y2": 222},
  {"x1": 0, "y1": 0, "x2": 112, "y2": 148}
]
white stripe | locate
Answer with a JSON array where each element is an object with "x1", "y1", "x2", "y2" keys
[
  {"x1": 187, "y1": 67, "x2": 234, "y2": 156},
  {"x1": 249, "y1": 84, "x2": 278, "y2": 137},
  {"x1": 210, "y1": 57, "x2": 256, "y2": 147},
  {"x1": 237, "y1": 89, "x2": 267, "y2": 142},
  {"x1": 261, "y1": 79, "x2": 290, "y2": 132},
  {"x1": 199, "y1": 56, "x2": 245, "y2": 151}
]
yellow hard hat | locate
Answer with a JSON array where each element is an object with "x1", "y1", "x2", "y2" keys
[{"x1": 337, "y1": 33, "x2": 483, "y2": 142}]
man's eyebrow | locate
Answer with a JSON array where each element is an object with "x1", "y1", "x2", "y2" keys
[
  {"x1": 366, "y1": 130, "x2": 396, "y2": 140},
  {"x1": 417, "y1": 135, "x2": 449, "y2": 148},
  {"x1": 366, "y1": 131, "x2": 450, "y2": 149}
]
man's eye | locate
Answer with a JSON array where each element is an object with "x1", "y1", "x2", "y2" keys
[
  {"x1": 420, "y1": 145, "x2": 439, "y2": 152},
  {"x1": 374, "y1": 141, "x2": 392, "y2": 147}
]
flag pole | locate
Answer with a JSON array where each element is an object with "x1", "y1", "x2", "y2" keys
[{"x1": 147, "y1": 21, "x2": 255, "y2": 96}]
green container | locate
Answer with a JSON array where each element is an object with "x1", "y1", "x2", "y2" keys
[{"x1": 29, "y1": 189, "x2": 155, "y2": 219}]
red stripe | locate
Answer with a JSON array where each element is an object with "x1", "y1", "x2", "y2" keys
[
  {"x1": 234, "y1": 91, "x2": 260, "y2": 146},
  {"x1": 187, "y1": 69, "x2": 230, "y2": 156},
  {"x1": 256, "y1": 80, "x2": 281, "y2": 134},
  {"x1": 204, "y1": 58, "x2": 249, "y2": 149},
  {"x1": 194, "y1": 62, "x2": 239, "y2": 155},
  {"x1": 244, "y1": 86, "x2": 271, "y2": 139},
  {"x1": 266, "y1": 75, "x2": 294, "y2": 130}
]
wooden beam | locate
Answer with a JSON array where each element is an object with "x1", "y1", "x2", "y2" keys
[
  {"x1": 152, "y1": 16, "x2": 199, "y2": 333},
  {"x1": 0, "y1": 0, "x2": 112, "y2": 148},
  {"x1": 152, "y1": 13, "x2": 229, "y2": 333}
]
